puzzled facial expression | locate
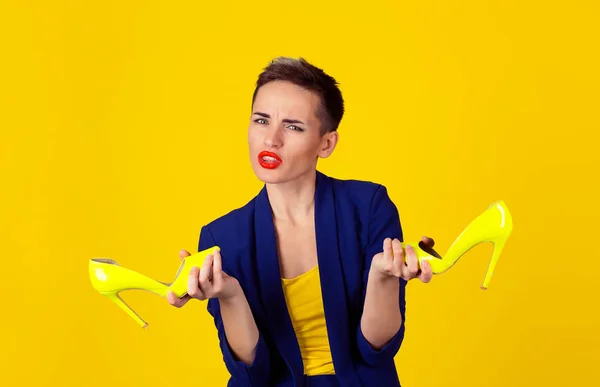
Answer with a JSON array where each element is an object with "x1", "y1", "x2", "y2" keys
[{"x1": 248, "y1": 80, "x2": 337, "y2": 184}]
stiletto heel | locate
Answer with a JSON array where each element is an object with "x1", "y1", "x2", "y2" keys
[
  {"x1": 104, "y1": 292, "x2": 148, "y2": 328},
  {"x1": 479, "y1": 236, "x2": 507, "y2": 290},
  {"x1": 89, "y1": 246, "x2": 220, "y2": 327},
  {"x1": 402, "y1": 200, "x2": 513, "y2": 289}
]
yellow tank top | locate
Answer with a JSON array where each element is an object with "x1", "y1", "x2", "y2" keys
[{"x1": 281, "y1": 265, "x2": 335, "y2": 376}]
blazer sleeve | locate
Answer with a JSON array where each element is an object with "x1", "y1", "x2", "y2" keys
[
  {"x1": 356, "y1": 185, "x2": 408, "y2": 366},
  {"x1": 199, "y1": 225, "x2": 272, "y2": 386}
]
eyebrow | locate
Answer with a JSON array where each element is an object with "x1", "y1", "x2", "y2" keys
[{"x1": 253, "y1": 112, "x2": 305, "y2": 125}]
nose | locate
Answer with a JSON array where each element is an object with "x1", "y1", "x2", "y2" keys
[{"x1": 263, "y1": 125, "x2": 283, "y2": 148}]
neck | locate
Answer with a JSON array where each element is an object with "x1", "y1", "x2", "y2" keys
[{"x1": 265, "y1": 169, "x2": 317, "y2": 225}]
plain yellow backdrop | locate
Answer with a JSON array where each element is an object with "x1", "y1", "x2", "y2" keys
[{"x1": 1, "y1": 1, "x2": 599, "y2": 386}]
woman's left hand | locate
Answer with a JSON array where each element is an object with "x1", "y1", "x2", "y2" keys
[{"x1": 371, "y1": 236, "x2": 435, "y2": 283}]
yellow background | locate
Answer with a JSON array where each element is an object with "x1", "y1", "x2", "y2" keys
[{"x1": 1, "y1": 1, "x2": 599, "y2": 386}]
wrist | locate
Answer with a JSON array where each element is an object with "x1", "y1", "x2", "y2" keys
[
  {"x1": 218, "y1": 285, "x2": 245, "y2": 306},
  {"x1": 369, "y1": 266, "x2": 399, "y2": 285}
]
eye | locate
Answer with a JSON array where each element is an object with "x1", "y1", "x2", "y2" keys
[
  {"x1": 254, "y1": 118, "x2": 267, "y2": 124},
  {"x1": 287, "y1": 125, "x2": 304, "y2": 132}
]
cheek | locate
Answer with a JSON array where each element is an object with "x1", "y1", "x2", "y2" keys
[
  {"x1": 290, "y1": 140, "x2": 321, "y2": 162},
  {"x1": 247, "y1": 129, "x2": 259, "y2": 147}
]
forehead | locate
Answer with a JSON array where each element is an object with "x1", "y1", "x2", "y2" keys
[{"x1": 253, "y1": 81, "x2": 321, "y2": 118}]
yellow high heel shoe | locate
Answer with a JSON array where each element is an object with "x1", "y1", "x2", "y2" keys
[
  {"x1": 403, "y1": 200, "x2": 513, "y2": 289},
  {"x1": 89, "y1": 246, "x2": 219, "y2": 328}
]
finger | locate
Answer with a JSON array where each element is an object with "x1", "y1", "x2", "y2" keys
[
  {"x1": 403, "y1": 245, "x2": 419, "y2": 279},
  {"x1": 383, "y1": 238, "x2": 393, "y2": 272},
  {"x1": 419, "y1": 259, "x2": 433, "y2": 283},
  {"x1": 179, "y1": 249, "x2": 191, "y2": 260},
  {"x1": 391, "y1": 239, "x2": 404, "y2": 276},
  {"x1": 212, "y1": 249, "x2": 223, "y2": 291},
  {"x1": 167, "y1": 290, "x2": 191, "y2": 307},
  {"x1": 199, "y1": 254, "x2": 214, "y2": 295},
  {"x1": 187, "y1": 266, "x2": 203, "y2": 299}
]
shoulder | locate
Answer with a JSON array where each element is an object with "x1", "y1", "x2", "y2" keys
[
  {"x1": 323, "y1": 173, "x2": 402, "y2": 244},
  {"x1": 205, "y1": 198, "x2": 255, "y2": 234},
  {"x1": 325, "y1": 173, "x2": 396, "y2": 213},
  {"x1": 196, "y1": 195, "x2": 259, "y2": 279},
  {"x1": 199, "y1": 195, "x2": 256, "y2": 247}
]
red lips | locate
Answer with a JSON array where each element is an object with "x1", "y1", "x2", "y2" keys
[{"x1": 258, "y1": 151, "x2": 282, "y2": 169}]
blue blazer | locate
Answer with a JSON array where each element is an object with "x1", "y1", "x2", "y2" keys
[{"x1": 198, "y1": 171, "x2": 407, "y2": 387}]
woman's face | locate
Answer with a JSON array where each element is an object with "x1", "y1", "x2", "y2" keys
[{"x1": 248, "y1": 80, "x2": 338, "y2": 185}]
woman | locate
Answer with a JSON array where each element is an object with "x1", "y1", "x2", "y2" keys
[{"x1": 167, "y1": 57, "x2": 435, "y2": 387}]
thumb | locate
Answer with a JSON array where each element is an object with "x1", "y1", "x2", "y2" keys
[
  {"x1": 179, "y1": 249, "x2": 191, "y2": 259},
  {"x1": 167, "y1": 291, "x2": 191, "y2": 307}
]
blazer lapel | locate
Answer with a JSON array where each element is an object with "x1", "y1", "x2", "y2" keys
[
  {"x1": 314, "y1": 171, "x2": 361, "y2": 385},
  {"x1": 254, "y1": 185, "x2": 304, "y2": 382}
]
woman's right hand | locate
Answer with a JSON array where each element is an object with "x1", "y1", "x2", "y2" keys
[{"x1": 167, "y1": 248, "x2": 242, "y2": 308}]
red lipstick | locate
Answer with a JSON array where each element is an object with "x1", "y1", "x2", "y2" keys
[{"x1": 258, "y1": 151, "x2": 282, "y2": 169}]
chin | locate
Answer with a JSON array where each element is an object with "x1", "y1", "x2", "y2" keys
[
  {"x1": 251, "y1": 163, "x2": 316, "y2": 186},
  {"x1": 250, "y1": 161, "x2": 291, "y2": 184},
  {"x1": 252, "y1": 167, "x2": 287, "y2": 184}
]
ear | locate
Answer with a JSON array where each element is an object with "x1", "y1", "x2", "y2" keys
[{"x1": 318, "y1": 131, "x2": 339, "y2": 159}]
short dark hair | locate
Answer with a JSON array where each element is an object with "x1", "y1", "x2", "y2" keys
[{"x1": 251, "y1": 57, "x2": 345, "y2": 134}]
